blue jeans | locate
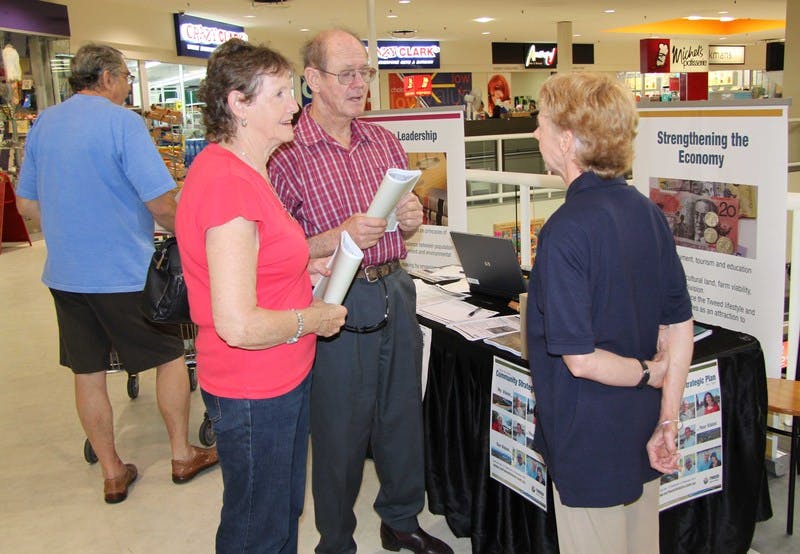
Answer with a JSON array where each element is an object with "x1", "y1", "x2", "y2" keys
[{"x1": 202, "y1": 374, "x2": 311, "y2": 554}]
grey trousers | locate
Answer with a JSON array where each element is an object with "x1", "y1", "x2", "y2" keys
[{"x1": 311, "y1": 269, "x2": 425, "y2": 554}]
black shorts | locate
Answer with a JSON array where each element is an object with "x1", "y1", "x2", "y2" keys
[{"x1": 50, "y1": 289, "x2": 184, "y2": 375}]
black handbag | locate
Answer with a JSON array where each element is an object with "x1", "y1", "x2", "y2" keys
[{"x1": 141, "y1": 236, "x2": 191, "y2": 323}]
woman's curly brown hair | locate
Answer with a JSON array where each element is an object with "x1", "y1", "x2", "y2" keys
[{"x1": 199, "y1": 38, "x2": 293, "y2": 143}]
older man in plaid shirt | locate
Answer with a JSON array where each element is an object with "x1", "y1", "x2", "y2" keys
[{"x1": 269, "y1": 28, "x2": 452, "y2": 554}]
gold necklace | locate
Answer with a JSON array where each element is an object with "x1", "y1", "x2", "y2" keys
[{"x1": 237, "y1": 148, "x2": 266, "y2": 175}]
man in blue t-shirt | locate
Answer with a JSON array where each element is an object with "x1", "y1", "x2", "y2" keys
[
  {"x1": 526, "y1": 73, "x2": 693, "y2": 553},
  {"x1": 16, "y1": 43, "x2": 216, "y2": 504}
]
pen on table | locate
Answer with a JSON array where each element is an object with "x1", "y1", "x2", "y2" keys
[{"x1": 467, "y1": 307, "x2": 481, "y2": 317}]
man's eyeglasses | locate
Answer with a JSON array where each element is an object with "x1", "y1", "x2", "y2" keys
[
  {"x1": 123, "y1": 72, "x2": 136, "y2": 85},
  {"x1": 342, "y1": 277, "x2": 389, "y2": 334},
  {"x1": 317, "y1": 66, "x2": 377, "y2": 85}
]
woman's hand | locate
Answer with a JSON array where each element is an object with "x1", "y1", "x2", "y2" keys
[
  {"x1": 307, "y1": 257, "x2": 332, "y2": 285},
  {"x1": 307, "y1": 299, "x2": 347, "y2": 338},
  {"x1": 647, "y1": 420, "x2": 680, "y2": 474},
  {"x1": 645, "y1": 350, "x2": 670, "y2": 389}
]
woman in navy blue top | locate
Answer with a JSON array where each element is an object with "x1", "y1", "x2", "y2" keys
[{"x1": 526, "y1": 73, "x2": 694, "y2": 554}]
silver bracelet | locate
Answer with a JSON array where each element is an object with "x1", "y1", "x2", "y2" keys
[{"x1": 286, "y1": 309, "x2": 304, "y2": 344}]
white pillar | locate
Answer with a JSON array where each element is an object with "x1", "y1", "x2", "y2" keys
[
  {"x1": 785, "y1": 1, "x2": 800, "y2": 380},
  {"x1": 556, "y1": 21, "x2": 573, "y2": 74},
  {"x1": 367, "y1": 0, "x2": 381, "y2": 109}
]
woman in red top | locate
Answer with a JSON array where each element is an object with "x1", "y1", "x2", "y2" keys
[
  {"x1": 491, "y1": 412, "x2": 504, "y2": 433},
  {"x1": 703, "y1": 391, "x2": 721, "y2": 415},
  {"x1": 175, "y1": 39, "x2": 346, "y2": 553}
]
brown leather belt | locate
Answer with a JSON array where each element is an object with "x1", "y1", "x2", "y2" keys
[{"x1": 357, "y1": 260, "x2": 401, "y2": 282}]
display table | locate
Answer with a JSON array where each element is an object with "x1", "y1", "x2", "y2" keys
[{"x1": 422, "y1": 319, "x2": 772, "y2": 553}]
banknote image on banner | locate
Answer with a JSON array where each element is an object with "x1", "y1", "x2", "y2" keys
[{"x1": 649, "y1": 177, "x2": 758, "y2": 259}]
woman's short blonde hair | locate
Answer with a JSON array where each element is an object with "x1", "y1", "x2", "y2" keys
[{"x1": 538, "y1": 73, "x2": 638, "y2": 178}]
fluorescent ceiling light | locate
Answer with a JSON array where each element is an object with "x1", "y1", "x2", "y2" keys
[
  {"x1": 482, "y1": 31, "x2": 491, "y2": 35},
  {"x1": 399, "y1": 0, "x2": 411, "y2": 3},
  {"x1": 604, "y1": 9, "x2": 616, "y2": 14},
  {"x1": 684, "y1": 15, "x2": 736, "y2": 22},
  {"x1": 473, "y1": 17, "x2": 494, "y2": 23}
]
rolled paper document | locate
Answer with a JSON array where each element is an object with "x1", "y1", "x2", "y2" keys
[
  {"x1": 366, "y1": 168, "x2": 422, "y2": 232},
  {"x1": 312, "y1": 231, "x2": 364, "y2": 305}
]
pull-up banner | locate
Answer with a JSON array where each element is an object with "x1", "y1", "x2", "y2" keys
[{"x1": 633, "y1": 100, "x2": 789, "y2": 376}]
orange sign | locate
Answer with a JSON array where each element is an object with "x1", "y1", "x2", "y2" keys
[{"x1": 403, "y1": 74, "x2": 433, "y2": 97}]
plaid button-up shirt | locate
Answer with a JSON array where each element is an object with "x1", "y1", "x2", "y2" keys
[{"x1": 269, "y1": 106, "x2": 409, "y2": 267}]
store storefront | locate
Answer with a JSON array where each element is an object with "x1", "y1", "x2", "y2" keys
[{"x1": 1, "y1": 0, "x2": 71, "y2": 174}]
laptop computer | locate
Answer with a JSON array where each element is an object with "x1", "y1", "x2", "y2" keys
[{"x1": 449, "y1": 231, "x2": 528, "y2": 302}]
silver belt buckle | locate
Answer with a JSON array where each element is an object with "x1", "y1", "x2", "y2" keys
[{"x1": 363, "y1": 265, "x2": 379, "y2": 283}]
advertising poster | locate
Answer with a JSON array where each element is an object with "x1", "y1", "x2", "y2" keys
[
  {"x1": 488, "y1": 357, "x2": 547, "y2": 511},
  {"x1": 487, "y1": 73, "x2": 512, "y2": 115},
  {"x1": 633, "y1": 102, "x2": 788, "y2": 376},
  {"x1": 362, "y1": 107, "x2": 466, "y2": 270},
  {"x1": 659, "y1": 360, "x2": 723, "y2": 510},
  {"x1": 388, "y1": 73, "x2": 473, "y2": 110}
]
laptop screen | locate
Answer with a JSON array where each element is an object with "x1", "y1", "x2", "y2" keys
[{"x1": 450, "y1": 231, "x2": 528, "y2": 300}]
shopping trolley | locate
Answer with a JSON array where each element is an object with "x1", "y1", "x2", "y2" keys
[
  {"x1": 179, "y1": 323, "x2": 215, "y2": 447},
  {"x1": 108, "y1": 325, "x2": 197, "y2": 400}
]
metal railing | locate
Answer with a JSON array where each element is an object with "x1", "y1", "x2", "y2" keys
[{"x1": 464, "y1": 168, "x2": 565, "y2": 268}]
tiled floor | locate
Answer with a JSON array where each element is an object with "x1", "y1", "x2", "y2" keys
[{"x1": 0, "y1": 236, "x2": 796, "y2": 553}]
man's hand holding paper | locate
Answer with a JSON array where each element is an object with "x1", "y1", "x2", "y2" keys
[
  {"x1": 366, "y1": 168, "x2": 422, "y2": 232},
  {"x1": 341, "y1": 213, "x2": 387, "y2": 250},
  {"x1": 395, "y1": 192, "x2": 423, "y2": 233}
]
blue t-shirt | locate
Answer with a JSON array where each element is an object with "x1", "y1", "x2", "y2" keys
[
  {"x1": 526, "y1": 171, "x2": 692, "y2": 508},
  {"x1": 17, "y1": 94, "x2": 175, "y2": 292}
]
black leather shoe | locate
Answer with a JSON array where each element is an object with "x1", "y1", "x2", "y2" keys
[{"x1": 380, "y1": 522, "x2": 454, "y2": 554}]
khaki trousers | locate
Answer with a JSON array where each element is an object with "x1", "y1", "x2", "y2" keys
[{"x1": 553, "y1": 478, "x2": 660, "y2": 554}]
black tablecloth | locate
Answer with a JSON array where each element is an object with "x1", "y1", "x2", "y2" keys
[{"x1": 422, "y1": 321, "x2": 772, "y2": 554}]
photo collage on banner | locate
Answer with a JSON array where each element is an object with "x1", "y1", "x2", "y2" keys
[
  {"x1": 487, "y1": 358, "x2": 722, "y2": 513},
  {"x1": 488, "y1": 357, "x2": 547, "y2": 511},
  {"x1": 659, "y1": 360, "x2": 723, "y2": 510}
]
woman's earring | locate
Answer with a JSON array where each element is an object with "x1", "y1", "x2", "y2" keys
[{"x1": 241, "y1": 118, "x2": 248, "y2": 127}]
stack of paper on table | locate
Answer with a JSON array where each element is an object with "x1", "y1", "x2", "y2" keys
[
  {"x1": 484, "y1": 332, "x2": 524, "y2": 357},
  {"x1": 416, "y1": 298, "x2": 498, "y2": 326},
  {"x1": 414, "y1": 280, "x2": 467, "y2": 308},
  {"x1": 449, "y1": 314, "x2": 520, "y2": 341},
  {"x1": 407, "y1": 264, "x2": 464, "y2": 284},
  {"x1": 437, "y1": 279, "x2": 470, "y2": 295},
  {"x1": 693, "y1": 324, "x2": 712, "y2": 342}
]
